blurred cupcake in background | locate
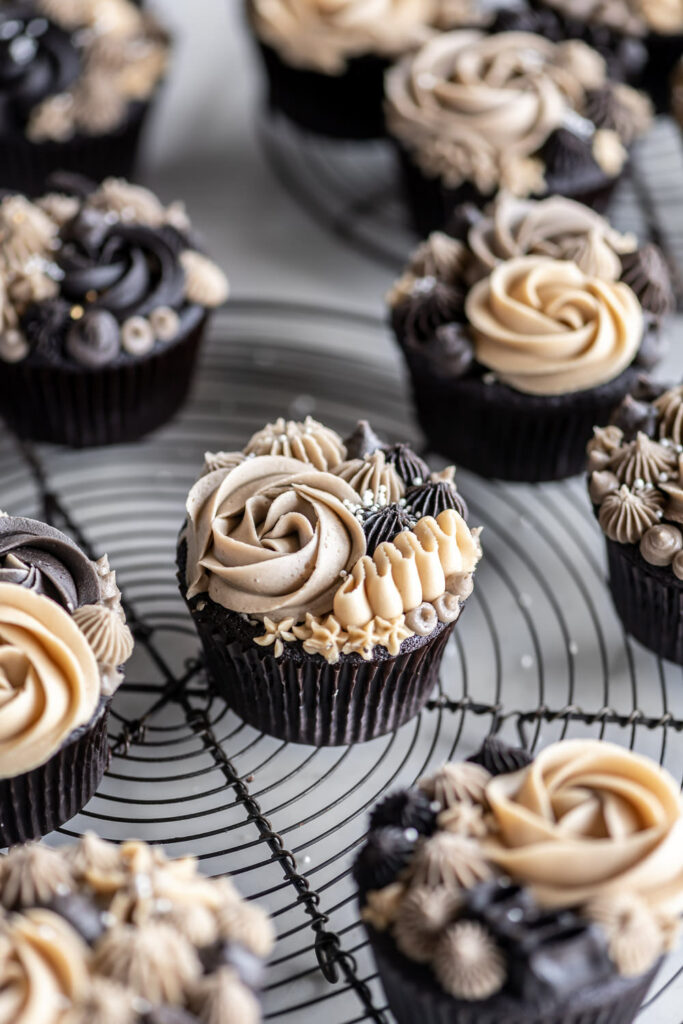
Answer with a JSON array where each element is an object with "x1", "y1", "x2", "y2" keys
[
  {"x1": 0, "y1": 0, "x2": 169, "y2": 195},
  {"x1": 0, "y1": 174, "x2": 229, "y2": 446},
  {"x1": 245, "y1": 0, "x2": 483, "y2": 139},
  {"x1": 385, "y1": 30, "x2": 653, "y2": 235}
]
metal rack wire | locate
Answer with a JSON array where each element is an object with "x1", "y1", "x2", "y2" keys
[{"x1": 1, "y1": 294, "x2": 681, "y2": 1022}]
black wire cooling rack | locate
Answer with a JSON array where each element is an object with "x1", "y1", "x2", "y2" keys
[{"x1": 1, "y1": 298, "x2": 682, "y2": 1022}]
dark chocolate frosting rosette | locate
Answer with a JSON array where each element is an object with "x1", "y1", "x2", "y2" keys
[
  {"x1": 356, "y1": 737, "x2": 683, "y2": 1024},
  {"x1": 387, "y1": 193, "x2": 673, "y2": 481},
  {"x1": 0, "y1": 175, "x2": 229, "y2": 445},
  {"x1": 0, "y1": 836, "x2": 274, "y2": 1024},
  {"x1": 178, "y1": 415, "x2": 481, "y2": 745},
  {"x1": 0, "y1": 510, "x2": 134, "y2": 844},
  {"x1": 0, "y1": 0, "x2": 170, "y2": 193}
]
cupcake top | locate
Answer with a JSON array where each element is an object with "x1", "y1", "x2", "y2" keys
[
  {"x1": 389, "y1": 193, "x2": 673, "y2": 396},
  {"x1": 0, "y1": 0, "x2": 169, "y2": 142},
  {"x1": 587, "y1": 379, "x2": 683, "y2": 574},
  {"x1": 181, "y1": 417, "x2": 481, "y2": 664},
  {"x1": 356, "y1": 737, "x2": 683, "y2": 1006},
  {"x1": 541, "y1": 0, "x2": 683, "y2": 37},
  {"x1": 0, "y1": 512, "x2": 133, "y2": 777},
  {"x1": 0, "y1": 175, "x2": 229, "y2": 368},
  {"x1": 0, "y1": 835, "x2": 274, "y2": 1024},
  {"x1": 385, "y1": 30, "x2": 652, "y2": 196},
  {"x1": 248, "y1": 0, "x2": 479, "y2": 75}
]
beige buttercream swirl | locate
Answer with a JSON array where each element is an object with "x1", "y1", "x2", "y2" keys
[
  {"x1": 333, "y1": 510, "x2": 480, "y2": 626},
  {"x1": 335, "y1": 452, "x2": 405, "y2": 504},
  {"x1": 245, "y1": 417, "x2": 346, "y2": 471},
  {"x1": 385, "y1": 32, "x2": 605, "y2": 194},
  {"x1": 249, "y1": 0, "x2": 437, "y2": 74},
  {"x1": 72, "y1": 604, "x2": 134, "y2": 671},
  {"x1": 467, "y1": 193, "x2": 636, "y2": 281},
  {"x1": 184, "y1": 456, "x2": 366, "y2": 621},
  {"x1": 465, "y1": 255, "x2": 643, "y2": 395},
  {"x1": 0, "y1": 584, "x2": 100, "y2": 778},
  {"x1": 484, "y1": 739, "x2": 683, "y2": 912}
]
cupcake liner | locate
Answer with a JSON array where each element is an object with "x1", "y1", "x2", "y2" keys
[
  {"x1": 0, "y1": 701, "x2": 110, "y2": 847},
  {"x1": 0, "y1": 101, "x2": 151, "y2": 198},
  {"x1": 0, "y1": 312, "x2": 208, "y2": 448},
  {"x1": 401, "y1": 348, "x2": 642, "y2": 482},
  {"x1": 253, "y1": 40, "x2": 389, "y2": 139},
  {"x1": 641, "y1": 32, "x2": 683, "y2": 112},
  {"x1": 605, "y1": 538, "x2": 683, "y2": 663},
  {"x1": 394, "y1": 144, "x2": 618, "y2": 237},
  {"x1": 367, "y1": 924, "x2": 660, "y2": 1024}
]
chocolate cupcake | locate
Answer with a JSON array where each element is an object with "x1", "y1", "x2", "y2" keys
[
  {"x1": 0, "y1": 176, "x2": 229, "y2": 447},
  {"x1": 673, "y1": 55, "x2": 683, "y2": 132},
  {"x1": 177, "y1": 416, "x2": 480, "y2": 745},
  {"x1": 246, "y1": 0, "x2": 482, "y2": 139},
  {"x1": 0, "y1": 0, "x2": 169, "y2": 196},
  {"x1": 533, "y1": 0, "x2": 683, "y2": 112},
  {"x1": 389, "y1": 194, "x2": 673, "y2": 481},
  {"x1": 587, "y1": 379, "x2": 683, "y2": 662},
  {"x1": 385, "y1": 30, "x2": 653, "y2": 236},
  {"x1": 0, "y1": 835, "x2": 274, "y2": 1023},
  {"x1": 0, "y1": 511, "x2": 134, "y2": 845},
  {"x1": 357, "y1": 737, "x2": 683, "y2": 1024}
]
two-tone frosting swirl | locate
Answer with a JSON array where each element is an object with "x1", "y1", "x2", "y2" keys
[
  {"x1": 465, "y1": 255, "x2": 643, "y2": 394},
  {"x1": 543, "y1": 0, "x2": 683, "y2": 35}
]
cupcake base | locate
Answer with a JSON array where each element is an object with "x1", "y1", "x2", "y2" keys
[
  {"x1": 254, "y1": 41, "x2": 389, "y2": 140},
  {"x1": 605, "y1": 538, "x2": 683, "y2": 663},
  {"x1": 0, "y1": 102, "x2": 151, "y2": 198},
  {"x1": 641, "y1": 31, "x2": 683, "y2": 113},
  {"x1": 401, "y1": 351, "x2": 642, "y2": 482},
  {"x1": 0, "y1": 310, "x2": 207, "y2": 448},
  {"x1": 367, "y1": 924, "x2": 660, "y2": 1024},
  {"x1": 0, "y1": 701, "x2": 110, "y2": 847}
]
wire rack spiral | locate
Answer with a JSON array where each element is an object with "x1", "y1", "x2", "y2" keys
[{"x1": 1, "y1": 296, "x2": 682, "y2": 1022}]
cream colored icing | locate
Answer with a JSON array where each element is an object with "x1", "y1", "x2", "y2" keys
[
  {"x1": 384, "y1": 32, "x2": 607, "y2": 194},
  {"x1": 586, "y1": 892, "x2": 672, "y2": 977},
  {"x1": 393, "y1": 885, "x2": 461, "y2": 962},
  {"x1": 361, "y1": 882, "x2": 406, "y2": 932},
  {"x1": 465, "y1": 256, "x2": 643, "y2": 395},
  {"x1": 184, "y1": 456, "x2": 367, "y2": 621},
  {"x1": 214, "y1": 899, "x2": 275, "y2": 958},
  {"x1": 180, "y1": 250, "x2": 230, "y2": 308},
  {"x1": 244, "y1": 416, "x2": 346, "y2": 470},
  {"x1": 92, "y1": 922, "x2": 201, "y2": 1004},
  {"x1": 545, "y1": 0, "x2": 683, "y2": 34},
  {"x1": 484, "y1": 739, "x2": 683, "y2": 912},
  {"x1": 409, "y1": 832, "x2": 493, "y2": 890},
  {"x1": 0, "y1": 845, "x2": 73, "y2": 909},
  {"x1": 0, "y1": 584, "x2": 100, "y2": 778},
  {"x1": 249, "y1": 0, "x2": 437, "y2": 74},
  {"x1": 433, "y1": 921, "x2": 506, "y2": 1000},
  {"x1": 419, "y1": 761, "x2": 491, "y2": 808},
  {"x1": 332, "y1": 510, "x2": 480, "y2": 626},
  {"x1": 607, "y1": 432, "x2": 677, "y2": 485},
  {"x1": 335, "y1": 452, "x2": 405, "y2": 504},
  {"x1": 189, "y1": 968, "x2": 261, "y2": 1024},
  {"x1": 72, "y1": 604, "x2": 134, "y2": 671},
  {"x1": 598, "y1": 485, "x2": 664, "y2": 543},
  {"x1": 655, "y1": 386, "x2": 683, "y2": 443},
  {"x1": 0, "y1": 196, "x2": 58, "y2": 275}
]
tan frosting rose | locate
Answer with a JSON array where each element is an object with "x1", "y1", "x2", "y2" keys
[
  {"x1": 465, "y1": 255, "x2": 643, "y2": 395},
  {"x1": 184, "y1": 455, "x2": 367, "y2": 621},
  {"x1": 484, "y1": 740, "x2": 683, "y2": 913},
  {"x1": 0, "y1": 583, "x2": 100, "y2": 777},
  {"x1": 250, "y1": 0, "x2": 437, "y2": 74}
]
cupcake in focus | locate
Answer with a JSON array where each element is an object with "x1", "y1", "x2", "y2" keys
[
  {"x1": 356, "y1": 736, "x2": 683, "y2": 1024},
  {"x1": 0, "y1": 0, "x2": 169, "y2": 195},
  {"x1": 0, "y1": 511, "x2": 134, "y2": 845},
  {"x1": 388, "y1": 193, "x2": 674, "y2": 480},
  {"x1": 178, "y1": 416, "x2": 481, "y2": 745},
  {"x1": 246, "y1": 0, "x2": 482, "y2": 139},
  {"x1": 385, "y1": 30, "x2": 652, "y2": 235},
  {"x1": 0, "y1": 836, "x2": 274, "y2": 1023},
  {"x1": 0, "y1": 175, "x2": 229, "y2": 446},
  {"x1": 588, "y1": 378, "x2": 683, "y2": 662}
]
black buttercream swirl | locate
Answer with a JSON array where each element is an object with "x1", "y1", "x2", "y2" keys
[
  {"x1": 0, "y1": 515, "x2": 100, "y2": 612},
  {"x1": 0, "y1": 3, "x2": 80, "y2": 132}
]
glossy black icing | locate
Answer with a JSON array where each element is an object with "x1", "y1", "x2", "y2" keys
[
  {"x1": 406, "y1": 480, "x2": 468, "y2": 522},
  {"x1": 391, "y1": 277, "x2": 465, "y2": 345},
  {"x1": 368, "y1": 788, "x2": 437, "y2": 836},
  {"x1": 199, "y1": 940, "x2": 266, "y2": 989},
  {"x1": 353, "y1": 826, "x2": 418, "y2": 893},
  {"x1": 343, "y1": 419, "x2": 383, "y2": 460},
  {"x1": 48, "y1": 891, "x2": 106, "y2": 944},
  {"x1": 381, "y1": 444, "x2": 430, "y2": 488},
  {"x1": 467, "y1": 736, "x2": 533, "y2": 776},
  {"x1": 362, "y1": 504, "x2": 416, "y2": 554}
]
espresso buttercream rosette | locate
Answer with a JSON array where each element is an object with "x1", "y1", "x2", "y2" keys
[
  {"x1": 178, "y1": 416, "x2": 481, "y2": 745},
  {"x1": 385, "y1": 30, "x2": 653, "y2": 235},
  {"x1": 0, "y1": 836, "x2": 274, "y2": 1023},
  {"x1": 0, "y1": 176, "x2": 229, "y2": 446},
  {"x1": 0, "y1": 512, "x2": 134, "y2": 845},
  {"x1": 587, "y1": 379, "x2": 683, "y2": 663},
  {"x1": 0, "y1": 0, "x2": 170, "y2": 195},
  {"x1": 388, "y1": 193, "x2": 673, "y2": 481},
  {"x1": 356, "y1": 737, "x2": 683, "y2": 1024}
]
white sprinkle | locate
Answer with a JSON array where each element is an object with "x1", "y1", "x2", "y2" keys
[
  {"x1": 568, "y1": 640, "x2": 579, "y2": 656},
  {"x1": 518, "y1": 593, "x2": 532, "y2": 608},
  {"x1": 521, "y1": 654, "x2": 534, "y2": 670}
]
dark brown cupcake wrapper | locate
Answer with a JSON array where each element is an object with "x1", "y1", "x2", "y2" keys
[
  {"x1": 394, "y1": 143, "x2": 618, "y2": 237},
  {"x1": 400, "y1": 348, "x2": 642, "y2": 482},
  {"x1": 605, "y1": 538, "x2": 683, "y2": 663},
  {"x1": 0, "y1": 313, "x2": 208, "y2": 447},
  {"x1": 367, "y1": 924, "x2": 660, "y2": 1024},
  {"x1": 0, "y1": 702, "x2": 110, "y2": 847},
  {"x1": 0, "y1": 101, "x2": 151, "y2": 198}
]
